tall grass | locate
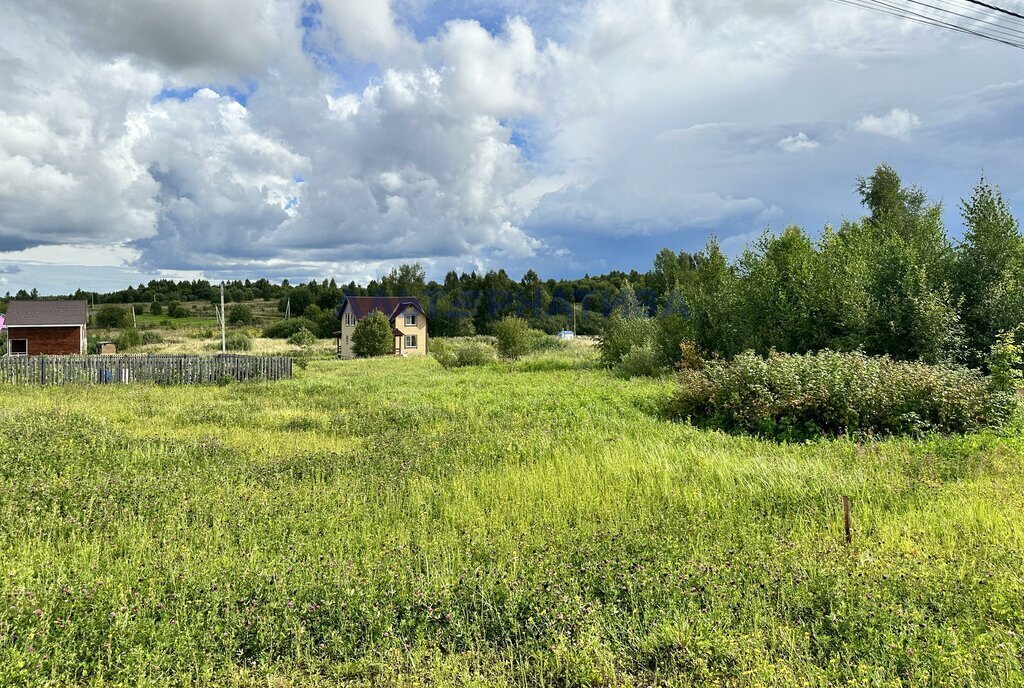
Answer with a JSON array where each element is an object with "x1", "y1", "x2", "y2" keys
[{"x1": 0, "y1": 350, "x2": 1022, "y2": 685}]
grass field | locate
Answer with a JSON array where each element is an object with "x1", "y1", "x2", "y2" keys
[{"x1": 2, "y1": 346, "x2": 1023, "y2": 686}]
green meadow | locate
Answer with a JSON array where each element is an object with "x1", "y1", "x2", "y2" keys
[{"x1": 2, "y1": 347, "x2": 1023, "y2": 686}]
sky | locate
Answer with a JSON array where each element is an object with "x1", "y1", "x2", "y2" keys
[{"x1": 2, "y1": 0, "x2": 1024, "y2": 295}]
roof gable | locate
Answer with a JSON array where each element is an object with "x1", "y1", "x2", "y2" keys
[
  {"x1": 341, "y1": 296, "x2": 427, "y2": 322},
  {"x1": 5, "y1": 300, "x2": 88, "y2": 326}
]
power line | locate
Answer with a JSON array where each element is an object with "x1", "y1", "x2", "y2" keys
[
  {"x1": 962, "y1": 0, "x2": 1024, "y2": 22},
  {"x1": 832, "y1": 0, "x2": 1024, "y2": 48},
  {"x1": 830, "y1": 0, "x2": 1024, "y2": 49}
]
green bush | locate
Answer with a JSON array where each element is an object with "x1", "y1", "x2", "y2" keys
[
  {"x1": 288, "y1": 327, "x2": 317, "y2": 347},
  {"x1": 167, "y1": 301, "x2": 187, "y2": 318},
  {"x1": 114, "y1": 328, "x2": 142, "y2": 350},
  {"x1": 669, "y1": 349, "x2": 1016, "y2": 440},
  {"x1": 227, "y1": 304, "x2": 257, "y2": 325},
  {"x1": 224, "y1": 331, "x2": 252, "y2": 351},
  {"x1": 149, "y1": 302, "x2": 163, "y2": 316},
  {"x1": 96, "y1": 305, "x2": 130, "y2": 329},
  {"x1": 140, "y1": 331, "x2": 164, "y2": 345},
  {"x1": 599, "y1": 315, "x2": 657, "y2": 368},
  {"x1": 263, "y1": 318, "x2": 319, "y2": 339},
  {"x1": 525, "y1": 328, "x2": 565, "y2": 353},
  {"x1": 988, "y1": 330, "x2": 1023, "y2": 393},
  {"x1": 432, "y1": 340, "x2": 497, "y2": 368},
  {"x1": 494, "y1": 316, "x2": 532, "y2": 359},
  {"x1": 616, "y1": 343, "x2": 662, "y2": 378},
  {"x1": 352, "y1": 311, "x2": 394, "y2": 357}
]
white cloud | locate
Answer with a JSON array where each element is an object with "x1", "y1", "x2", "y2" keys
[
  {"x1": 132, "y1": 88, "x2": 310, "y2": 269},
  {"x1": 433, "y1": 17, "x2": 546, "y2": 117},
  {"x1": 318, "y1": 0, "x2": 418, "y2": 63},
  {"x1": 0, "y1": 13, "x2": 162, "y2": 251},
  {"x1": 2, "y1": 0, "x2": 1024, "y2": 290},
  {"x1": 778, "y1": 132, "x2": 819, "y2": 152},
  {"x1": 855, "y1": 108, "x2": 922, "y2": 140}
]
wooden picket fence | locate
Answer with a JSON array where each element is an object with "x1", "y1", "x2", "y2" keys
[{"x1": 0, "y1": 354, "x2": 293, "y2": 386}]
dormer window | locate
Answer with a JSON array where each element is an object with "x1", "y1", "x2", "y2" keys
[{"x1": 404, "y1": 313, "x2": 417, "y2": 326}]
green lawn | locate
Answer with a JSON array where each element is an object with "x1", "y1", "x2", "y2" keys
[{"x1": 2, "y1": 350, "x2": 1023, "y2": 686}]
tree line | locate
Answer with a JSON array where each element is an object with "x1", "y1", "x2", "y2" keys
[{"x1": 3, "y1": 164, "x2": 1021, "y2": 368}]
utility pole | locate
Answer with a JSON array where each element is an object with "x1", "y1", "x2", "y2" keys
[
  {"x1": 285, "y1": 297, "x2": 291, "y2": 320},
  {"x1": 572, "y1": 298, "x2": 577, "y2": 334},
  {"x1": 220, "y1": 283, "x2": 226, "y2": 354}
]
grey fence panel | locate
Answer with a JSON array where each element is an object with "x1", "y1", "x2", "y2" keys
[{"x1": 0, "y1": 354, "x2": 293, "y2": 385}]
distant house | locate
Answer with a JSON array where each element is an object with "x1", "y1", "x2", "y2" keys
[
  {"x1": 335, "y1": 296, "x2": 428, "y2": 358},
  {"x1": 557, "y1": 330, "x2": 576, "y2": 340},
  {"x1": 3, "y1": 300, "x2": 88, "y2": 356}
]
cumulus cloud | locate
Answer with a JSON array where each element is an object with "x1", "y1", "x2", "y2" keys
[
  {"x1": 273, "y1": 65, "x2": 544, "y2": 264},
  {"x1": 778, "y1": 132, "x2": 819, "y2": 153},
  {"x1": 9, "y1": 0, "x2": 285, "y2": 80},
  {"x1": 855, "y1": 108, "x2": 922, "y2": 140},
  {"x1": 0, "y1": 14, "x2": 161, "y2": 251},
  {"x1": 2, "y1": 0, "x2": 1024, "y2": 291},
  {"x1": 318, "y1": 0, "x2": 418, "y2": 63},
  {"x1": 132, "y1": 88, "x2": 309, "y2": 269}
]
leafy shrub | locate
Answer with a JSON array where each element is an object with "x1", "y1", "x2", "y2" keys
[
  {"x1": 149, "y1": 302, "x2": 163, "y2": 316},
  {"x1": 167, "y1": 301, "x2": 187, "y2": 318},
  {"x1": 263, "y1": 318, "x2": 319, "y2": 339},
  {"x1": 988, "y1": 330, "x2": 1022, "y2": 393},
  {"x1": 227, "y1": 304, "x2": 257, "y2": 325},
  {"x1": 140, "y1": 331, "x2": 164, "y2": 345},
  {"x1": 288, "y1": 327, "x2": 317, "y2": 347},
  {"x1": 655, "y1": 313, "x2": 692, "y2": 369},
  {"x1": 526, "y1": 328, "x2": 566, "y2": 353},
  {"x1": 352, "y1": 311, "x2": 393, "y2": 357},
  {"x1": 599, "y1": 315, "x2": 657, "y2": 368},
  {"x1": 494, "y1": 316, "x2": 532, "y2": 359},
  {"x1": 225, "y1": 331, "x2": 252, "y2": 351},
  {"x1": 677, "y1": 341, "x2": 704, "y2": 370},
  {"x1": 669, "y1": 350, "x2": 1016, "y2": 440},
  {"x1": 96, "y1": 305, "x2": 130, "y2": 329},
  {"x1": 114, "y1": 328, "x2": 142, "y2": 350},
  {"x1": 433, "y1": 340, "x2": 497, "y2": 368},
  {"x1": 616, "y1": 343, "x2": 661, "y2": 378}
]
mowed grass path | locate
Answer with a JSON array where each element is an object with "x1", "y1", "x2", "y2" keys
[{"x1": 1, "y1": 351, "x2": 1023, "y2": 686}]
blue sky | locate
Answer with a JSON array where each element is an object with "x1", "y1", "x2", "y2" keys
[{"x1": 3, "y1": 0, "x2": 1024, "y2": 295}]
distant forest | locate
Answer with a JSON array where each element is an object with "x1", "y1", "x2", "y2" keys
[{"x1": 4, "y1": 165, "x2": 1023, "y2": 367}]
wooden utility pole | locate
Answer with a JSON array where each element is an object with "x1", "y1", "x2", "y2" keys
[{"x1": 220, "y1": 283, "x2": 226, "y2": 354}]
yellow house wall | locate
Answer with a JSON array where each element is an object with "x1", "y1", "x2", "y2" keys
[
  {"x1": 393, "y1": 305, "x2": 428, "y2": 356},
  {"x1": 337, "y1": 305, "x2": 357, "y2": 358}
]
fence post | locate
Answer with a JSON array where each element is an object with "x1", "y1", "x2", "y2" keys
[{"x1": 842, "y1": 495, "x2": 852, "y2": 544}]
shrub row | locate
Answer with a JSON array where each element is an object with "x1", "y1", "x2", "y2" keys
[
  {"x1": 669, "y1": 350, "x2": 1016, "y2": 440},
  {"x1": 432, "y1": 340, "x2": 497, "y2": 368}
]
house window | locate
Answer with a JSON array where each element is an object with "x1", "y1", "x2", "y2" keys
[
  {"x1": 9, "y1": 339, "x2": 27, "y2": 356},
  {"x1": 404, "y1": 334, "x2": 417, "y2": 349},
  {"x1": 404, "y1": 313, "x2": 417, "y2": 326}
]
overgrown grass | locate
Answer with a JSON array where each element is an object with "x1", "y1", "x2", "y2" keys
[{"x1": 1, "y1": 349, "x2": 1023, "y2": 686}]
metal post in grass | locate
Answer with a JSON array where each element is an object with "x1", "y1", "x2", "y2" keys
[{"x1": 842, "y1": 495, "x2": 852, "y2": 544}]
